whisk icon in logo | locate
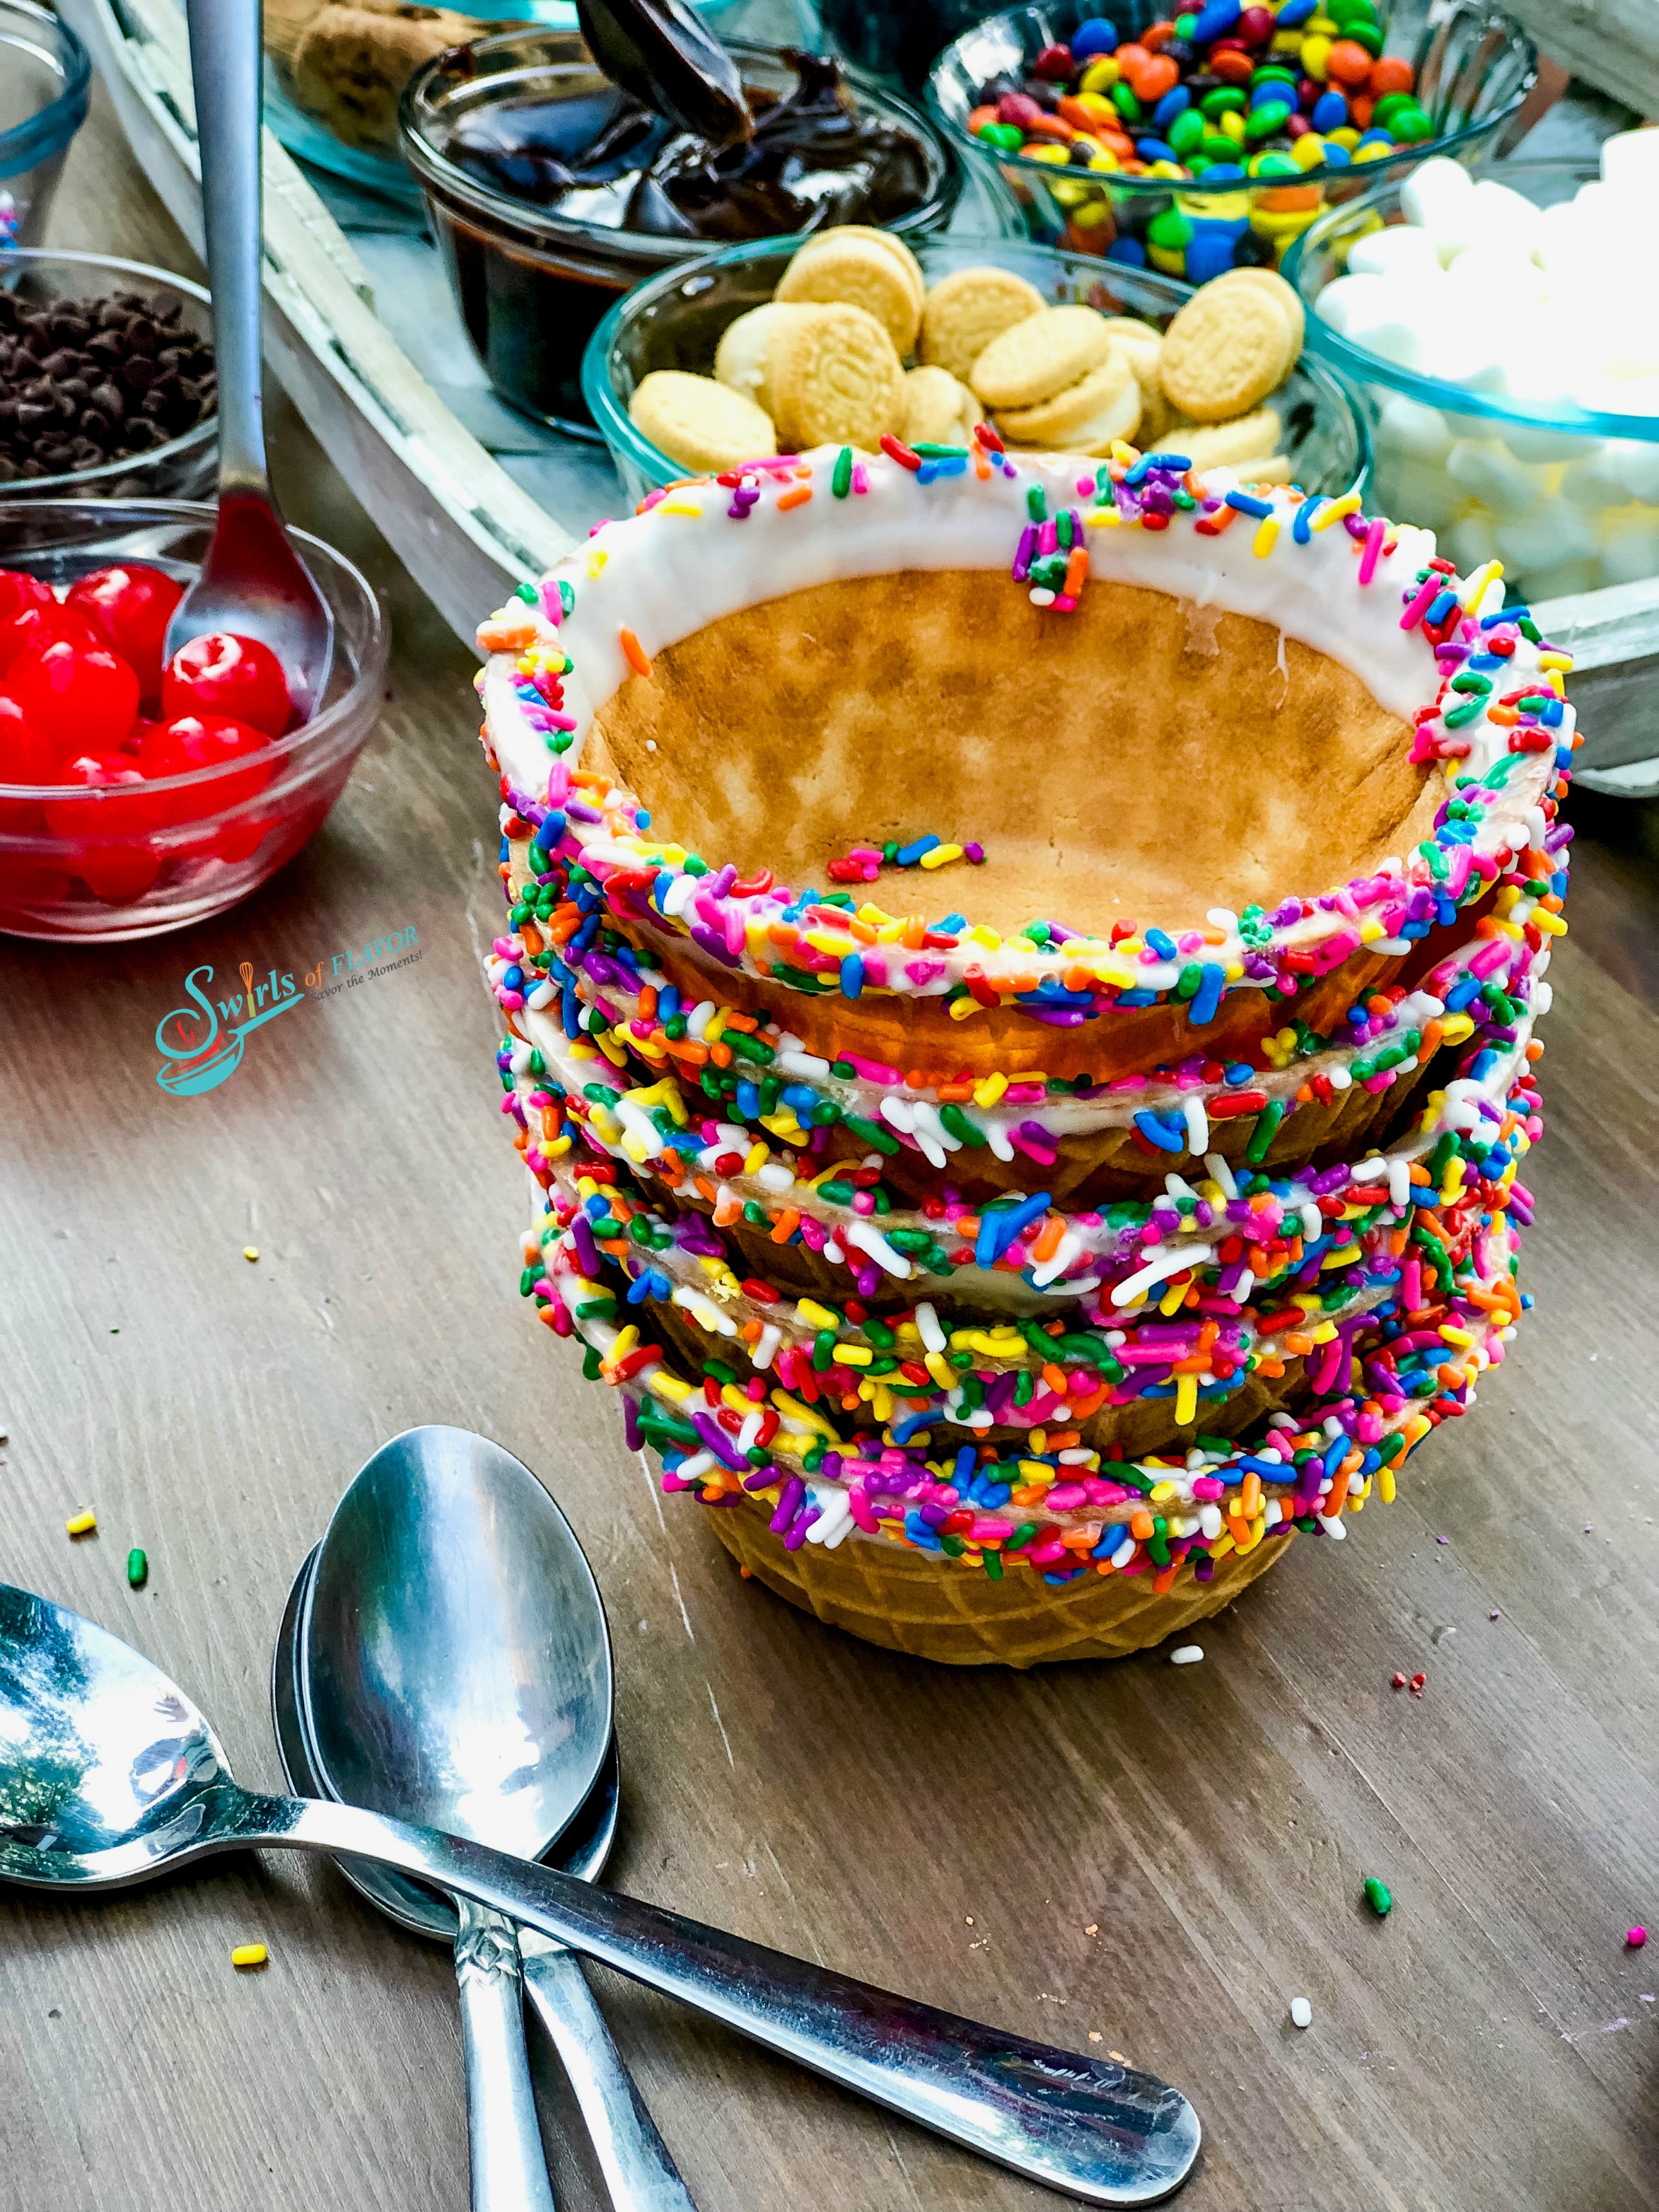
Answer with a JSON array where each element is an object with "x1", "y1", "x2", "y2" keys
[{"x1": 154, "y1": 962, "x2": 303, "y2": 1097}]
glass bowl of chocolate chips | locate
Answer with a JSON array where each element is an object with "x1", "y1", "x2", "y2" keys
[{"x1": 0, "y1": 250, "x2": 217, "y2": 499}]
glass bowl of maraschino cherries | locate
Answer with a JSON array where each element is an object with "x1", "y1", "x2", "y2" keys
[{"x1": 0, "y1": 500, "x2": 386, "y2": 941}]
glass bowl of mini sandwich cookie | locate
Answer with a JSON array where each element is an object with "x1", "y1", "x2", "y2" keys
[{"x1": 584, "y1": 229, "x2": 1369, "y2": 503}]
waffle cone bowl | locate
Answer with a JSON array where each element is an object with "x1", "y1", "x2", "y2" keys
[{"x1": 474, "y1": 435, "x2": 1574, "y2": 1665}]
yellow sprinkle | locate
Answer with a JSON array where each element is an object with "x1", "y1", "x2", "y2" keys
[
  {"x1": 1174, "y1": 1372, "x2": 1198, "y2": 1425},
  {"x1": 656, "y1": 500, "x2": 702, "y2": 516},
  {"x1": 231, "y1": 1944, "x2": 268, "y2": 1969},
  {"x1": 65, "y1": 1508, "x2": 97, "y2": 1537},
  {"x1": 973, "y1": 1071, "x2": 1008, "y2": 1109},
  {"x1": 1537, "y1": 651, "x2": 1573, "y2": 672},
  {"x1": 586, "y1": 547, "x2": 609, "y2": 576},
  {"x1": 1311, "y1": 491, "x2": 1361, "y2": 532},
  {"x1": 1252, "y1": 515, "x2": 1279, "y2": 559},
  {"x1": 919, "y1": 843, "x2": 963, "y2": 871},
  {"x1": 836, "y1": 1344, "x2": 873, "y2": 1367},
  {"x1": 798, "y1": 1298, "x2": 838, "y2": 1329},
  {"x1": 1533, "y1": 910, "x2": 1567, "y2": 936},
  {"x1": 1148, "y1": 1479, "x2": 1181, "y2": 1504},
  {"x1": 742, "y1": 1143, "x2": 769, "y2": 1175},
  {"x1": 1083, "y1": 506, "x2": 1121, "y2": 528},
  {"x1": 243, "y1": 1245, "x2": 260, "y2": 1262}
]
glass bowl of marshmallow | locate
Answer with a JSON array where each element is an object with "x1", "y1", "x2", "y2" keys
[{"x1": 1286, "y1": 141, "x2": 1659, "y2": 603}]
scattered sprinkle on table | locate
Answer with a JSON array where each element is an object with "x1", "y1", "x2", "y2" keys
[
  {"x1": 1088, "y1": 2031, "x2": 1102, "y2": 2043},
  {"x1": 1290, "y1": 1997, "x2": 1313, "y2": 2030},
  {"x1": 243, "y1": 1246, "x2": 260, "y2": 1262},
  {"x1": 231, "y1": 1944, "x2": 268, "y2": 1970},
  {"x1": 1169, "y1": 1644, "x2": 1204, "y2": 1665},
  {"x1": 127, "y1": 1548, "x2": 148, "y2": 1590},
  {"x1": 1629, "y1": 1927, "x2": 1648, "y2": 1949},
  {"x1": 64, "y1": 1508, "x2": 96, "y2": 1538},
  {"x1": 1364, "y1": 1877, "x2": 1394, "y2": 1918}
]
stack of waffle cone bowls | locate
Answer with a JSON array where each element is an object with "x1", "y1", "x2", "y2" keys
[{"x1": 474, "y1": 427, "x2": 1575, "y2": 1666}]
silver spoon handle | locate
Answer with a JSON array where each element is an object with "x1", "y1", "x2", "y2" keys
[
  {"x1": 520, "y1": 1943, "x2": 697, "y2": 2212},
  {"x1": 182, "y1": 0, "x2": 268, "y2": 494},
  {"x1": 455, "y1": 1902, "x2": 558, "y2": 2212},
  {"x1": 242, "y1": 1791, "x2": 1199, "y2": 2206}
]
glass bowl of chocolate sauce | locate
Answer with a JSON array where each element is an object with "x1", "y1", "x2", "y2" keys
[{"x1": 400, "y1": 32, "x2": 962, "y2": 437}]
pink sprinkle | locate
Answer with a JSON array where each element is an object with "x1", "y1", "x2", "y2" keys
[
  {"x1": 1399, "y1": 574, "x2": 1440, "y2": 630},
  {"x1": 1076, "y1": 475, "x2": 1097, "y2": 497},
  {"x1": 1629, "y1": 1926, "x2": 1648, "y2": 1948},
  {"x1": 851, "y1": 462, "x2": 871, "y2": 495},
  {"x1": 1358, "y1": 516, "x2": 1387, "y2": 586},
  {"x1": 539, "y1": 580, "x2": 563, "y2": 626}
]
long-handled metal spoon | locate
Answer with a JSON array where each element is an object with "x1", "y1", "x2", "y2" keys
[
  {"x1": 166, "y1": 0, "x2": 333, "y2": 721},
  {"x1": 0, "y1": 1576, "x2": 1201, "y2": 2206},
  {"x1": 275, "y1": 1426, "x2": 696, "y2": 2212}
]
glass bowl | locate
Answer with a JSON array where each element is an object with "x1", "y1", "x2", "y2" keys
[
  {"x1": 582, "y1": 229, "x2": 1372, "y2": 506},
  {"x1": 0, "y1": 501, "x2": 387, "y2": 943},
  {"x1": 400, "y1": 30, "x2": 964, "y2": 434},
  {"x1": 0, "y1": 1, "x2": 91, "y2": 252},
  {"x1": 927, "y1": 0, "x2": 1535, "y2": 274},
  {"x1": 1285, "y1": 157, "x2": 1659, "y2": 600},
  {"x1": 262, "y1": 0, "x2": 743, "y2": 211},
  {"x1": 0, "y1": 250, "x2": 218, "y2": 499}
]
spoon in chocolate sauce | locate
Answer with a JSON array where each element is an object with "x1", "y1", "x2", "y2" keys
[{"x1": 575, "y1": 0, "x2": 752, "y2": 149}]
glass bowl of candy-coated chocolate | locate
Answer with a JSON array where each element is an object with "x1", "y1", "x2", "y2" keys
[
  {"x1": 0, "y1": 251, "x2": 218, "y2": 500},
  {"x1": 0, "y1": 1, "x2": 91, "y2": 254},
  {"x1": 399, "y1": 30, "x2": 965, "y2": 435},
  {"x1": 583, "y1": 229, "x2": 1371, "y2": 506},
  {"x1": 926, "y1": 0, "x2": 1535, "y2": 278},
  {"x1": 0, "y1": 501, "x2": 387, "y2": 943}
]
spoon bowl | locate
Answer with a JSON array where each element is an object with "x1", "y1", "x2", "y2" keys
[
  {"x1": 575, "y1": 0, "x2": 750, "y2": 150},
  {"x1": 272, "y1": 1543, "x2": 621, "y2": 1938},
  {"x1": 297, "y1": 1426, "x2": 612, "y2": 1863}
]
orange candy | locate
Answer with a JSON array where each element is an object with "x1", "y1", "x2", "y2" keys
[
  {"x1": 1127, "y1": 52, "x2": 1180, "y2": 100},
  {"x1": 1141, "y1": 18, "x2": 1178, "y2": 47},
  {"x1": 1326, "y1": 38, "x2": 1375, "y2": 84},
  {"x1": 1369, "y1": 53, "x2": 1414, "y2": 95},
  {"x1": 1209, "y1": 46, "x2": 1253, "y2": 82}
]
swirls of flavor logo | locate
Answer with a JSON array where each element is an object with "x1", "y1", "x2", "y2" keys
[{"x1": 154, "y1": 926, "x2": 421, "y2": 1096}]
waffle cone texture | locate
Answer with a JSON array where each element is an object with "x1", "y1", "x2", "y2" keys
[{"x1": 703, "y1": 1489, "x2": 1293, "y2": 1666}]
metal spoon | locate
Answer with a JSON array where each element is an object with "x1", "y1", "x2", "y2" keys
[
  {"x1": 0, "y1": 1578, "x2": 1201, "y2": 2206},
  {"x1": 276, "y1": 1427, "x2": 696, "y2": 2212},
  {"x1": 166, "y1": 0, "x2": 334, "y2": 721},
  {"x1": 576, "y1": 0, "x2": 751, "y2": 151}
]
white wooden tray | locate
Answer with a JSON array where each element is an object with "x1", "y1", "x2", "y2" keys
[{"x1": 60, "y1": 0, "x2": 1659, "y2": 792}]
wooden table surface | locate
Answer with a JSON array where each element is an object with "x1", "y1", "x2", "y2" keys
[{"x1": 3, "y1": 87, "x2": 1657, "y2": 2212}]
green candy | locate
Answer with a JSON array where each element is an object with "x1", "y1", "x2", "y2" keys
[
  {"x1": 977, "y1": 121, "x2": 1024, "y2": 151},
  {"x1": 1148, "y1": 208, "x2": 1194, "y2": 249},
  {"x1": 1363, "y1": 1876, "x2": 1393, "y2": 1917},
  {"x1": 1392, "y1": 105, "x2": 1433, "y2": 141},
  {"x1": 1245, "y1": 101, "x2": 1291, "y2": 142},
  {"x1": 1168, "y1": 106, "x2": 1206, "y2": 154}
]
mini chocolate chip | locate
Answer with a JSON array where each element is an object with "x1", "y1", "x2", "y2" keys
[
  {"x1": 121, "y1": 355, "x2": 156, "y2": 392},
  {"x1": 91, "y1": 382, "x2": 124, "y2": 421},
  {"x1": 78, "y1": 406, "x2": 110, "y2": 440},
  {"x1": 125, "y1": 317, "x2": 158, "y2": 356}
]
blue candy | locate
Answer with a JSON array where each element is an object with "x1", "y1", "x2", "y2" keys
[
  {"x1": 1104, "y1": 235, "x2": 1148, "y2": 267},
  {"x1": 1182, "y1": 228, "x2": 1239, "y2": 281},
  {"x1": 1153, "y1": 84, "x2": 1191, "y2": 128},
  {"x1": 1191, "y1": 0, "x2": 1240, "y2": 41},
  {"x1": 1134, "y1": 136, "x2": 1176, "y2": 163},
  {"x1": 1070, "y1": 15, "x2": 1119, "y2": 57},
  {"x1": 1200, "y1": 160, "x2": 1246, "y2": 184},
  {"x1": 1322, "y1": 141, "x2": 1352, "y2": 167},
  {"x1": 1276, "y1": 0, "x2": 1317, "y2": 19}
]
